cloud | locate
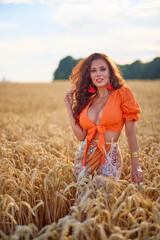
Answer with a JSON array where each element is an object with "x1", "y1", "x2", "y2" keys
[
  {"x1": 0, "y1": 29, "x2": 159, "y2": 82},
  {"x1": 0, "y1": 0, "x2": 60, "y2": 4},
  {"x1": 0, "y1": 37, "x2": 49, "y2": 58},
  {"x1": 1, "y1": 0, "x2": 160, "y2": 19},
  {"x1": 0, "y1": 0, "x2": 159, "y2": 82},
  {"x1": 53, "y1": 0, "x2": 129, "y2": 29},
  {"x1": 0, "y1": 22, "x2": 17, "y2": 30},
  {"x1": 53, "y1": 0, "x2": 160, "y2": 31},
  {"x1": 0, "y1": 0, "x2": 32, "y2": 3},
  {"x1": 126, "y1": 0, "x2": 160, "y2": 18},
  {"x1": 0, "y1": 24, "x2": 159, "y2": 65}
]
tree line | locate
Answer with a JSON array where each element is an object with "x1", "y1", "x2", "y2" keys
[{"x1": 53, "y1": 56, "x2": 160, "y2": 80}]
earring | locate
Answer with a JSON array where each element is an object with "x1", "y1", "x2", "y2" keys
[
  {"x1": 88, "y1": 86, "x2": 96, "y2": 93},
  {"x1": 107, "y1": 83, "x2": 114, "y2": 91}
]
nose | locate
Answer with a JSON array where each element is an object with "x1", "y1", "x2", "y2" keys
[{"x1": 96, "y1": 70, "x2": 101, "y2": 76}]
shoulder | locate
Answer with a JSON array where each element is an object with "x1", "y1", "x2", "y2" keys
[
  {"x1": 115, "y1": 86, "x2": 136, "y2": 102},
  {"x1": 116, "y1": 86, "x2": 133, "y2": 95}
]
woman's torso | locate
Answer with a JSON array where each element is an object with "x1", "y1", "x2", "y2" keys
[{"x1": 87, "y1": 94, "x2": 121, "y2": 142}]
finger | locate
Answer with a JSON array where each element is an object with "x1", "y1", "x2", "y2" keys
[
  {"x1": 138, "y1": 172, "x2": 144, "y2": 183},
  {"x1": 64, "y1": 93, "x2": 72, "y2": 100},
  {"x1": 64, "y1": 95, "x2": 69, "y2": 102},
  {"x1": 131, "y1": 173, "x2": 137, "y2": 184},
  {"x1": 64, "y1": 95, "x2": 72, "y2": 104},
  {"x1": 137, "y1": 169, "x2": 143, "y2": 178},
  {"x1": 68, "y1": 89, "x2": 74, "y2": 95},
  {"x1": 69, "y1": 92, "x2": 74, "y2": 97},
  {"x1": 131, "y1": 173, "x2": 134, "y2": 182},
  {"x1": 67, "y1": 91, "x2": 74, "y2": 98},
  {"x1": 132, "y1": 174, "x2": 138, "y2": 184},
  {"x1": 137, "y1": 175, "x2": 140, "y2": 185}
]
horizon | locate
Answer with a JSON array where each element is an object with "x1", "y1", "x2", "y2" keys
[
  {"x1": 0, "y1": 0, "x2": 160, "y2": 83},
  {"x1": 2, "y1": 55, "x2": 160, "y2": 83}
]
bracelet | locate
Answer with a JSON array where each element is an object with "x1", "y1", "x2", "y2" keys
[
  {"x1": 68, "y1": 112, "x2": 73, "y2": 117},
  {"x1": 131, "y1": 151, "x2": 139, "y2": 158}
]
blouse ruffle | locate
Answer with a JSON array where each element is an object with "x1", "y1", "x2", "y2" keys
[{"x1": 119, "y1": 86, "x2": 141, "y2": 121}]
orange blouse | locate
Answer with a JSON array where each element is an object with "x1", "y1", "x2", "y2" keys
[{"x1": 78, "y1": 86, "x2": 141, "y2": 166}]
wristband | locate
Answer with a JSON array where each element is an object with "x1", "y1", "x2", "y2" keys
[{"x1": 131, "y1": 151, "x2": 139, "y2": 158}]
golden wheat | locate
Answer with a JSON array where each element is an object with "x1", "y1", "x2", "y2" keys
[{"x1": 0, "y1": 80, "x2": 160, "y2": 239}]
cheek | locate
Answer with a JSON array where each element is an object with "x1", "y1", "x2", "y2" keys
[
  {"x1": 104, "y1": 71, "x2": 110, "y2": 78},
  {"x1": 90, "y1": 73, "x2": 95, "y2": 80}
]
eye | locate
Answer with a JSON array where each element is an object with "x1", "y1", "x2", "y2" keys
[
  {"x1": 101, "y1": 68, "x2": 106, "y2": 71},
  {"x1": 91, "y1": 69, "x2": 96, "y2": 72}
]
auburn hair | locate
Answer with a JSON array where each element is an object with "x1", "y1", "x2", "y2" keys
[{"x1": 70, "y1": 53, "x2": 125, "y2": 123}]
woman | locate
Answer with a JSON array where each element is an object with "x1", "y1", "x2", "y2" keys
[{"x1": 64, "y1": 53, "x2": 143, "y2": 184}]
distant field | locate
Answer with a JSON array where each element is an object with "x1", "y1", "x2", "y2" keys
[{"x1": 0, "y1": 80, "x2": 160, "y2": 239}]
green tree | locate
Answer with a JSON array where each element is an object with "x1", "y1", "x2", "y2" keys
[
  {"x1": 53, "y1": 56, "x2": 81, "y2": 80},
  {"x1": 53, "y1": 56, "x2": 160, "y2": 80}
]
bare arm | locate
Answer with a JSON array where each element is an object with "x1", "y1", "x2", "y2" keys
[
  {"x1": 125, "y1": 120, "x2": 144, "y2": 184},
  {"x1": 64, "y1": 90, "x2": 87, "y2": 141}
]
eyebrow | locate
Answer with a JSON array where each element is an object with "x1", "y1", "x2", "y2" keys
[{"x1": 91, "y1": 65, "x2": 106, "y2": 69}]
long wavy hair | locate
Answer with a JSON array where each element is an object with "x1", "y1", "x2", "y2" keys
[{"x1": 70, "y1": 53, "x2": 125, "y2": 122}]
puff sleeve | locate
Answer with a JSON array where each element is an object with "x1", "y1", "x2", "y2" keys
[{"x1": 120, "y1": 87, "x2": 141, "y2": 121}]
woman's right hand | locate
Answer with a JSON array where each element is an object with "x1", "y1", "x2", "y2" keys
[{"x1": 64, "y1": 89, "x2": 74, "y2": 108}]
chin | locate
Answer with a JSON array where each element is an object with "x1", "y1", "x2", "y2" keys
[{"x1": 95, "y1": 84, "x2": 107, "y2": 88}]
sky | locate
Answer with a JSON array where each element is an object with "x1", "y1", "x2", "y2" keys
[{"x1": 0, "y1": 0, "x2": 160, "y2": 83}]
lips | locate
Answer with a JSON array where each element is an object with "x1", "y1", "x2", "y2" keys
[{"x1": 96, "y1": 78, "x2": 103, "y2": 83}]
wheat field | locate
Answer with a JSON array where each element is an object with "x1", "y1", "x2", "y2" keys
[{"x1": 0, "y1": 80, "x2": 160, "y2": 240}]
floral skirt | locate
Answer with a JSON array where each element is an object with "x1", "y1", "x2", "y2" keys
[{"x1": 73, "y1": 139, "x2": 122, "y2": 181}]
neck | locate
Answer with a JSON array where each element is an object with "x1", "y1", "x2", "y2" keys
[{"x1": 97, "y1": 88, "x2": 110, "y2": 98}]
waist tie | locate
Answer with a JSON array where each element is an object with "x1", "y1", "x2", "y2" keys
[{"x1": 82, "y1": 125, "x2": 112, "y2": 166}]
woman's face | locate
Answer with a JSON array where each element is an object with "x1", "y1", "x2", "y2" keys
[{"x1": 90, "y1": 59, "x2": 110, "y2": 88}]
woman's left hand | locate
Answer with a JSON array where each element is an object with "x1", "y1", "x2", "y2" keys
[{"x1": 131, "y1": 165, "x2": 144, "y2": 184}]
